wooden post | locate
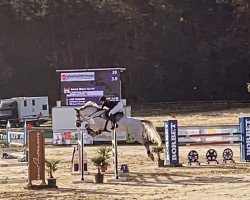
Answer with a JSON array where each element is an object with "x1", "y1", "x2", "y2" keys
[{"x1": 27, "y1": 130, "x2": 46, "y2": 187}]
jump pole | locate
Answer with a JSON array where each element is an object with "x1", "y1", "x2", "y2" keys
[
  {"x1": 107, "y1": 128, "x2": 126, "y2": 182},
  {"x1": 6, "y1": 121, "x2": 11, "y2": 144},
  {"x1": 81, "y1": 128, "x2": 84, "y2": 181},
  {"x1": 113, "y1": 128, "x2": 118, "y2": 179},
  {"x1": 72, "y1": 126, "x2": 92, "y2": 183},
  {"x1": 24, "y1": 120, "x2": 28, "y2": 145}
]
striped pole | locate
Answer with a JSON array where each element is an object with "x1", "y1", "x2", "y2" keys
[
  {"x1": 179, "y1": 141, "x2": 241, "y2": 146},
  {"x1": 178, "y1": 132, "x2": 240, "y2": 138},
  {"x1": 112, "y1": 128, "x2": 118, "y2": 179}
]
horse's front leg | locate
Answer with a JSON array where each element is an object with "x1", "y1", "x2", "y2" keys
[
  {"x1": 144, "y1": 142, "x2": 154, "y2": 161},
  {"x1": 85, "y1": 124, "x2": 101, "y2": 137}
]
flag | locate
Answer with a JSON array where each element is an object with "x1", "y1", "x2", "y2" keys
[
  {"x1": 27, "y1": 123, "x2": 33, "y2": 130},
  {"x1": 170, "y1": 114, "x2": 176, "y2": 118}
]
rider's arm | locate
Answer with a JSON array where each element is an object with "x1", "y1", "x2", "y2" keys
[{"x1": 101, "y1": 102, "x2": 108, "y2": 110}]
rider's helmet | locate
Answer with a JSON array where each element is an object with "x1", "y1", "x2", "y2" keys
[{"x1": 99, "y1": 96, "x2": 106, "y2": 102}]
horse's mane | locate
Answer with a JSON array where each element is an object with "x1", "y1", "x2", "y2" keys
[{"x1": 79, "y1": 101, "x2": 100, "y2": 110}]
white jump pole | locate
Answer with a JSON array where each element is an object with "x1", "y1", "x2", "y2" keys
[
  {"x1": 80, "y1": 128, "x2": 84, "y2": 181},
  {"x1": 72, "y1": 124, "x2": 92, "y2": 183},
  {"x1": 24, "y1": 120, "x2": 28, "y2": 145},
  {"x1": 107, "y1": 128, "x2": 126, "y2": 182},
  {"x1": 112, "y1": 128, "x2": 118, "y2": 179},
  {"x1": 6, "y1": 121, "x2": 11, "y2": 144},
  {"x1": 77, "y1": 126, "x2": 84, "y2": 181}
]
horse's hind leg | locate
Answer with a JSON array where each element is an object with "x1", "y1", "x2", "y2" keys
[{"x1": 144, "y1": 142, "x2": 154, "y2": 161}]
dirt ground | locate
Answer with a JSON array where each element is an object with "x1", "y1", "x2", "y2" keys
[
  {"x1": 1, "y1": 145, "x2": 250, "y2": 200},
  {"x1": 1, "y1": 108, "x2": 250, "y2": 200}
]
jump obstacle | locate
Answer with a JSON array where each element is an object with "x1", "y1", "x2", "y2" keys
[
  {"x1": 0, "y1": 121, "x2": 29, "y2": 185},
  {"x1": 107, "y1": 128, "x2": 126, "y2": 182},
  {"x1": 1, "y1": 120, "x2": 30, "y2": 161},
  {"x1": 72, "y1": 126, "x2": 125, "y2": 183},
  {"x1": 164, "y1": 117, "x2": 250, "y2": 166},
  {"x1": 2, "y1": 120, "x2": 28, "y2": 147},
  {"x1": 2, "y1": 126, "x2": 125, "y2": 185},
  {"x1": 72, "y1": 127, "x2": 90, "y2": 183}
]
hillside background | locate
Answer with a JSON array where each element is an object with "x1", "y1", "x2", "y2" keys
[{"x1": 0, "y1": 0, "x2": 249, "y2": 106}]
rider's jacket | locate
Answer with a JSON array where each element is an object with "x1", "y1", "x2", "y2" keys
[{"x1": 101, "y1": 100, "x2": 118, "y2": 110}]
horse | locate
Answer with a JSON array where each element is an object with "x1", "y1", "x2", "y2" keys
[{"x1": 75, "y1": 101, "x2": 162, "y2": 161}]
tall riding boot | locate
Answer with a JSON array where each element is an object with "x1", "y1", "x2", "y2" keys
[
  {"x1": 103, "y1": 120, "x2": 110, "y2": 132},
  {"x1": 110, "y1": 114, "x2": 117, "y2": 130}
]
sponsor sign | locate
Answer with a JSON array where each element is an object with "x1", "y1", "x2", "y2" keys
[
  {"x1": 53, "y1": 131, "x2": 93, "y2": 145},
  {"x1": 239, "y1": 117, "x2": 250, "y2": 161},
  {"x1": 61, "y1": 72, "x2": 95, "y2": 82},
  {"x1": 0, "y1": 132, "x2": 23, "y2": 141},
  {"x1": 165, "y1": 120, "x2": 180, "y2": 166}
]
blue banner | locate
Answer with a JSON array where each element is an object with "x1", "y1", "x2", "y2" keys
[
  {"x1": 164, "y1": 120, "x2": 180, "y2": 166},
  {"x1": 239, "y1": 117, "x2": 250, "y2": 162}
]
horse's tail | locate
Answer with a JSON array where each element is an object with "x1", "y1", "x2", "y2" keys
[{"x1": 141, "y1": 120, "x2": 162, "y2": 147}]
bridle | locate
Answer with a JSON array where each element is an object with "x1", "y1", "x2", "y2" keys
[{"x1": 75, "y1": 108, "x2": 107, "y2": 126}]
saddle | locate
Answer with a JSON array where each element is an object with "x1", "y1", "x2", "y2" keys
[
  {"x1": 104, "y1": 111, "x2": 124, "y2": 122},
  {"x1": 103, "y1": 111, "x2": 124, "y2": 131}
]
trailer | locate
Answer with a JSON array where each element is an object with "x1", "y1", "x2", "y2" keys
[{"x1": 0, "y1": 96, "x2": 49, "y2": 127}]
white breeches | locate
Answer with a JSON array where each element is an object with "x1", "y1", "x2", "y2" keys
[{"x1": 108, "y1": 101, "x2": 123, "y2": 116}]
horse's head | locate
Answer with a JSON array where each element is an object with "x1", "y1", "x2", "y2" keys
[{"x1": 75, "y1": 101, "x2": 101, "y2": 127}]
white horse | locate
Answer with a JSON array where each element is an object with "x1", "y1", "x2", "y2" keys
[{"x1": 75, "y1": 101, "x2": 162, "y2": 160}]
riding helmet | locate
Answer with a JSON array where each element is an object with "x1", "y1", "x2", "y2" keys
[{"x1": 99, "y1": 96, "x2": 106, "y2": 101}]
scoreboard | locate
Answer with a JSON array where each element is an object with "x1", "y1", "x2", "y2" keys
[{"x1": 58, "y1": 68, "x2": 124, "y2": 106}]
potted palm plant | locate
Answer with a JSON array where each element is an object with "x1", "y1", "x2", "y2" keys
[
  {"x1": 97, "y1": 146, "x2": 112, "y2": 172},
  {"x1": 45, "y1": 159, "x2": 60, "y2": 188},
  {"x1": 152, "y1": 146, "x2": 165, "y2": 167},
  {"x1": 91, "y1": 155, "x2": 105, "y2": 183}
]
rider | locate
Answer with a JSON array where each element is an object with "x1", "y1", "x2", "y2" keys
[{"x1": 99, "y1": 96, "x2": 123, "y2": 129}]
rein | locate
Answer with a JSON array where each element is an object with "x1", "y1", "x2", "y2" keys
[{"x1": 76, "y1": 108, "x2": 107, "y2": 124}]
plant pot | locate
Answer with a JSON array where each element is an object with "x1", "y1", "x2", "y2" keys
[
  {"x1": 95, "y1": 173, "x2": 104, "y2": 183},
  {"x1": 158, "y1": 160, "x2": 165, "y2": 167},
  {"x1": 73, "y1": 163, "x2": 79, "y2": 171},
  {"x1": 47, "y1": 178, "x2": 57, "y2": 188}
]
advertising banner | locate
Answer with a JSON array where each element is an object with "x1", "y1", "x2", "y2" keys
[{"x1": 60, "y1": 69, "x2": 121, "y2": 106}]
